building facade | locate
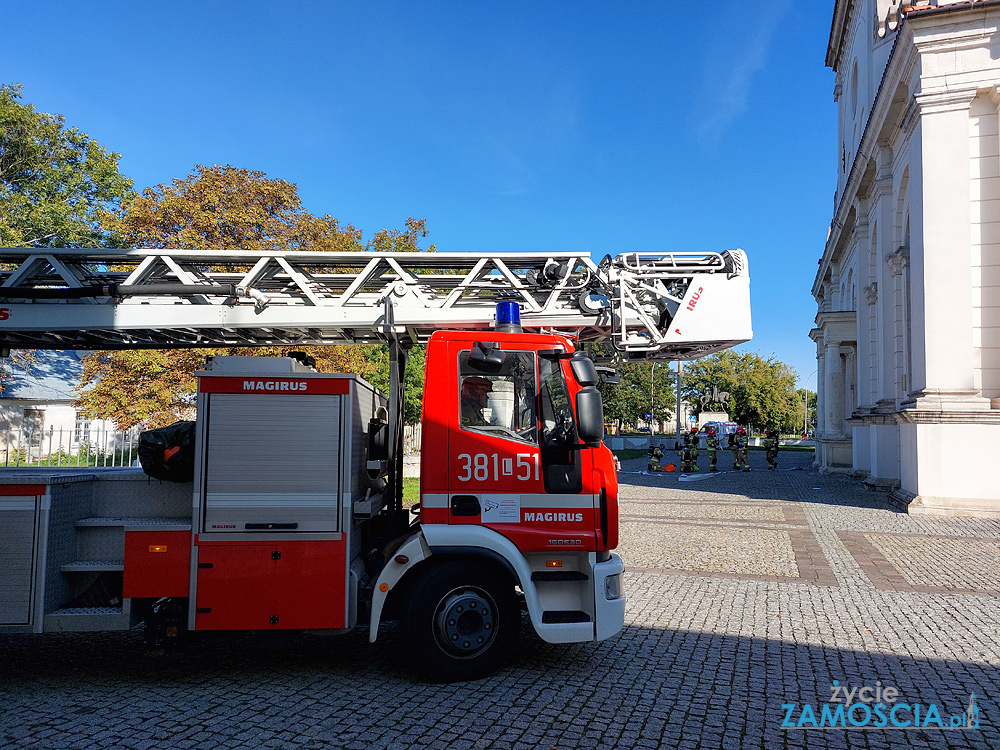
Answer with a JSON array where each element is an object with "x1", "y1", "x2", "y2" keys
[
  {"x1": 0, "y1": 350, "x2": 120, "y2": 462},
  {"x1": 816, "y1": 0, "x2": 1000, "y2": 516}
]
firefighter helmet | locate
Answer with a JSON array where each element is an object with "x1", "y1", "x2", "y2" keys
[{"x1": 462, "y1": 376, "x2": 493, "y2": 395}]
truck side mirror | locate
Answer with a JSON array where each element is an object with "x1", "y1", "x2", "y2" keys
[
  {"x1": 575, "y1": 386, "x2": 604, "y2": 447},
  {"x1": 596, "y1": 366, "x2": 620, "y2": 385},
  {"x1": 569, "y1": 352, "x2": 599, "y2": 386},
  {"x1": 468, "y1": 341, "x2": 505, "y2": 373}
]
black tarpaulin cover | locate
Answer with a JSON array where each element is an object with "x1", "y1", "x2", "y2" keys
[{"x1": 138, "y1": 420, "x2": 196, "y2": 483}]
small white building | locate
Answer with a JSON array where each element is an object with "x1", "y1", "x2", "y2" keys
[
  {"x1": 816, "y1": 0, "x2": 1000, "y2": 516},
  {"x1": 0, "y1": 351, "x2": 120, "y2": 462}
]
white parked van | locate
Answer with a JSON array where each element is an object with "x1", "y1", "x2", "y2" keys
[{"x1": 701, "y1": 421, "x2": 739, "y2": 440}]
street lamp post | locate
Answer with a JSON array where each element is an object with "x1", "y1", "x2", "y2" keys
[
  {"x1": 650, "y1": 363, "x2": 656, "y2": 435},
  {"x1": 803, "y1": 370, "x2": 817, "y2": 437},
  {"x1": 675, "y1": 361, "x2": 683, "y2": 441}
]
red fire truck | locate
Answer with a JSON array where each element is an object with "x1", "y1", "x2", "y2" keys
[{"x1": 0, "y1": 247, "x2": 751, "y2": 680}]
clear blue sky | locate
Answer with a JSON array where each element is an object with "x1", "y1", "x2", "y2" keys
[{"x1": 1, "y1": 0, "x2": 835, "y2": 389}]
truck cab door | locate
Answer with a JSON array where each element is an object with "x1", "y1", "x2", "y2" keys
[{"x1": 446, "y1": 343, "x2": 597, "y2": 552}]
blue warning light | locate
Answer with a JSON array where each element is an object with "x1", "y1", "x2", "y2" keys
[{"x1": 496, "y1": 301, "x2": 521, "y2": 328}]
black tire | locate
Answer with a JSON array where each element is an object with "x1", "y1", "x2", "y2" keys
[{"x1": 401, "y1": 559, "x2": 520, "y2": 682}]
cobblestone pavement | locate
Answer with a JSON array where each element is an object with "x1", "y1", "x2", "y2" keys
[{"x1": 3, "y1": 448, "x2": 1000, "y2": 749}]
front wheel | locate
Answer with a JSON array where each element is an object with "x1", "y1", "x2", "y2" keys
[{"x1": 401, "y1": 560, "x2": 520, "y2": 682}]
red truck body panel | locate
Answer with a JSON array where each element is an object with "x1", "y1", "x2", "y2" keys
[
  {"x1": 420, "y1": 330, "x2": 619, "y2": 554},
  {"x1": 194, "y1": 539, "x2": 347, "y2": 630},
  {"x1": 123, "y1": 530, "x2": 191, "y2": 599}
]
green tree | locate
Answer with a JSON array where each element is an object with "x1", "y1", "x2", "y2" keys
[
  {"x1": 363, "y1": 345, "x2": 427, "y2": 425},
  {"x1": 100, "y1": 164, "x2": 363, "y2": 253},
  {"x1": 367, "y1": 216, "x2": 437, "y2": 254},
  {"x1": 598, "y1": 362, "x2": 675, "y2": 432},
  {"x1": 682, "y1": 350, "x2": 800, "y2": 432},
  {"x1": 76, "y1": 346, "x2": 382, "y2": 429},
  {"x1": 0, "y1": 83, "x2": 134, "y2": 247},
  {"x1": 0, "y1": 84, "x2": 134, "y2": 387},
  {"x1": 78, "y1": 164, "x2": 432, "y2": 428}
]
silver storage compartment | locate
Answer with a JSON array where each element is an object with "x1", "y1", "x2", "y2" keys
[
  {"x1": 0, "y1": 495, "x2": 38, "y2": 625},
  {"x1": 203, "y1": 393, "x2": 342, "y2": 533}
]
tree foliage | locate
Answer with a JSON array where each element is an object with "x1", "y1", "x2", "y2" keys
[
  {"x1": 0, "y1": 83, "x2": 134, "y2": 247},
  {"x1": 0, "y1": 350, "x2": 35, "y2": 394},
  {"x1": 368, "y1": 216, "x2": 437, "y2": 254},
  {"x1": 100, "y1": 164, "x2": 363, "y2": 253},
  {"x1": 76, "y1": 346, "x2": 387, "y2": 429},
  {"x1": 598, "y1": 362, "x2": 675, "y2": 432},
  {"x1": 681, "y1": 350, "x2": 800, "y2": 432},
  {"x1": 362, "y1": 345, "x2": 427, "y2": 425},
  {"x1": 0, "y1": 84, "x2": 133, "y2": 387},
  {"x1": 77, "y1": 164, "x2": 434, "y2": 428}
]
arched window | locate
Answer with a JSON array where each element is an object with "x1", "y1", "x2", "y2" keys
[{"x1": 851, "y1": 60, "x2": 859, "y2": 119}]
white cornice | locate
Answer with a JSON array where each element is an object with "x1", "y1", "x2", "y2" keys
[
  {"x1": 827, "y1": 0, "x2": 852, "y2": 70},
  {"x1": 911, "y1": 24, "x2": 998, "y2": 55},
  {"x1": 819, "y1": 22, "x2": 915, "y2": 297},
  {"x1": 914, "y1": 88, "x2": 978, "y2": 114},
  {"x1": 821, "y1": 3, "x2": 1000, "y2": 294},
  {"x1": 814, "y1": 311, "x2": 858, "y2": 345}
]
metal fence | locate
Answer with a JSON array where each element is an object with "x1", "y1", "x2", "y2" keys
[
  {"x1": 403, "y1": 423, "x2": 422, "y2": 454},
  {"x1": 2, "y1": 425, "x2": 142, "y2": 468},
  {"x1": 3, "y1": 422, "x2": 423, "y2": 468}
]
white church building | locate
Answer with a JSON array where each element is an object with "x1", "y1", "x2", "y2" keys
[{"x1": 815, "y1": 0, "x2": 1000, "y2": 516}]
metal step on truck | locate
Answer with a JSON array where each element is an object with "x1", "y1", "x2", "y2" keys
[{"x1": 0, "y1": 247, "x2": 752, "y2": 680}]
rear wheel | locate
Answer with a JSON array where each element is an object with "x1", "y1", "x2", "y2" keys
[{"x1": 402, "y1": 560, "x2": 520, "y2": 682}]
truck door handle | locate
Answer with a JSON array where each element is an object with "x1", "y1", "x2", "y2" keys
[
  {"x1": 450, "y1": 495, "x2": 481, "y2": 516},
  {"x1": 244, "y1": 523, "x2": 298, "y2": 530}
]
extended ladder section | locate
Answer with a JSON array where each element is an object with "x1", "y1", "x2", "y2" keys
[{"x1": 0, "y1": 247, "x2": 751, "y2": 359}]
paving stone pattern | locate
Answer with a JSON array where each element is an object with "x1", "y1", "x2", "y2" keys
[{"x1": 2, "y1": 448, "x2": 1000, "y2": 749}]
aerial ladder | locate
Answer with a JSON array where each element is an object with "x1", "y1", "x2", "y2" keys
[
  {"x1": 0, "y1": 247, "x2": 750, "y2": 356},
  {"x1": 0, "y1": 246, "x2": 751, "y2": 681}
]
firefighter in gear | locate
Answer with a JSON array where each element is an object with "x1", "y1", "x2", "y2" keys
[
  {"x1": 728, "y1": 430, "x2": 740, "y2": 469},
  {"x1": 648, "y1": 442, "x2": 664, "y2": 471},
  {"x1": 705, "y1": 427, "x2": 720, "y2": 472},
  {"x1": 679, "y1": 428, "x2": 699, "y2": 472},
  {"x1": 734, "y1": 427, "x2": 750, "y2": 472},
  {"x1": 460, "y1": 376, "x2": 492, "y2": 426},
  {"x1": 764, "y1": 429, "x2": 779, "y2": 470}
]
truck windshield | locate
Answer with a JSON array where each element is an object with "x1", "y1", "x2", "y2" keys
[
  {"x1": 539, "y1": 357, "x2": 577, "y2": 449},
  {"x1": 458, "y1": 351, "x2": 538, "y2": 444}
]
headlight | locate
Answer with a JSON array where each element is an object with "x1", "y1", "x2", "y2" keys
[{"x1": 604, "y1": 573, "x2": 622, "y2": 600}]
